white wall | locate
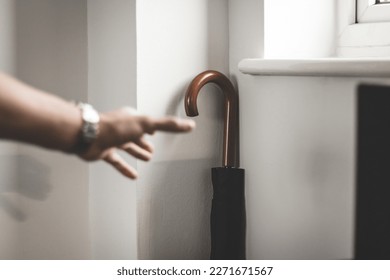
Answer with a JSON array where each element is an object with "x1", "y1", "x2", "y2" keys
[
  {"x1": 0, "y1": 0, "x2": 140, "y2": 259},
  {"x1": 240, "y1": 74, "x2": 390, "y2": 259},
  {"x1": 240, "y1": 76, "x2": 353, "y2": 259},
  {"x1": 0, "y1": 0, "x2": 91, "y2": 259},
  {"x1": 136, "y1": 0, "x2": 229, "y2": 259},
  {"x1": 229, "y1": 0, "x2": 390, "y2": 259},
  {"x1": 16, "y1": 0, "x2": 90, "y2": 259},
  {"x1": 88, "y1": 0, "x2": 138, "y2": 259},
  {"x1": 0, "y1": 0, "x2": 15, "y2": 74},
  {"x1": 0, "y1": 0, "x2": 19, "y2": 260},
  {"x1": 229, "y1": 0, "x2": 264, "y2": 78},
  {"x1": 0, "y1": 142, "x2": 19, "y2": 259},
  {"x1": 264, "y1": 0, "x2": 337, "y2": 58}
]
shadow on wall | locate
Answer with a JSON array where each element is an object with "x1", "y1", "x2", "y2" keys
[
  {"x1": 165, "y1": 81, "x2": 188, "y2": 117},
  {"x1": 137, "y1": 159, "x2": 215, "y2": 260},
  {"x1": 0, "y1": 155, "x2": 52, "y2": 222},
  {"x1": 17, "y1": 155, "x2": 52, "y2": 201}
]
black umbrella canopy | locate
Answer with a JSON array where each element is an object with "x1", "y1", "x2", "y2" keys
[
  {"x1": 211, "y1": 167, "x2": 245, "y2": 259},
  {"x1": 185, "y1": 70, "x2": 246, "y2": 260}
]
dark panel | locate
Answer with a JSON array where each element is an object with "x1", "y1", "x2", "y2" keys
[{"x1": 355, "y1": 84, "x2": 390, "y2": 260}]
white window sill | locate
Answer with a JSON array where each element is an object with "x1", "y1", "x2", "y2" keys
[{"x1": 238, "y1": 58, "x2": 390, "y2": 77}]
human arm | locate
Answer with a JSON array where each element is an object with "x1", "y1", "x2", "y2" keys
[{"x1": 0, "y1": 72, "x2": 195, "y2": 179}]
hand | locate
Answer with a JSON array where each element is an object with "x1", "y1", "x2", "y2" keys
[{"x1": 78, "y1": 107, "x2": 195, "y2": 179}]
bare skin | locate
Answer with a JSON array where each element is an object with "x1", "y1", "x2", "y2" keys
[{"x1": 0, "y1": 72, "x2": 195, "y2": 179}]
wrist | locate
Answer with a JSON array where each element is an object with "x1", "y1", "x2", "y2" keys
[
  {"x1": 75, "y1": 111, "x2": 118, "y2": 160},
  {"x1": 72, "y1": 102, "x2": 100, "y2": 154}
]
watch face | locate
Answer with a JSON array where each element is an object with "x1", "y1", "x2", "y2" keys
[
  {"x1": 83, "y1": 104, "x2": 100, "y2": 124},
  {"x1": 79, "y1": 103, "x2": 100, "y2": 143}
]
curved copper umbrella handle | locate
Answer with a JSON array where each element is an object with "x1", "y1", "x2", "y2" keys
[{"x1": 184, "y1": 70, "x2": 239, "y2": 167}]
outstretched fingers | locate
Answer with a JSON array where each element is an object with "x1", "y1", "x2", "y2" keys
[
  {"x1": 121, "y1": 142, "x2": 152, "y2": 161},
  {"x1": 103, "y1": 150, "x2": 138, "y2": 179},
  {"x1": 134, "y1": 137, "x2": 154, "y2": 153}
]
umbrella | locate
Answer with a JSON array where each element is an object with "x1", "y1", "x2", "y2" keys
[{"x1": 184, "y1": 70, "x2": 246, "y2": 260}]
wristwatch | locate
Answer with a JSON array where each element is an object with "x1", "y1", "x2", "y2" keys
[{"x1": 76, "y1": 102, "x2": 100, "y2": 151}]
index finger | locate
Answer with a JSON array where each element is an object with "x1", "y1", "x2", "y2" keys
[{"x1": 148, "y1": 117, "x2": 196, "y2": 134}]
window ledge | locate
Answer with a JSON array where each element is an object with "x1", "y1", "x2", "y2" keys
[{"x1": 238, "y1": 58, "x2": 390, "y2": 77}]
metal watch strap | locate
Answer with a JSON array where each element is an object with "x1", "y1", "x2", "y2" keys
[{"x1": 73, "y1": 102, "x2": 100, "y2": 153}]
